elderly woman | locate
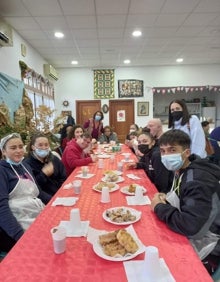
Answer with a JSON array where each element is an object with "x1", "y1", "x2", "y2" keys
[
  {"x1": 98, "y1": 125, "x2": 118, "y2": 144},
  {"x1": 0, "y1": 133, "x2": 46, "y2": 253}
]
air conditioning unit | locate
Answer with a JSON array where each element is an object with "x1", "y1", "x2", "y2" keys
[
  {"x1": 0, "y1": 19, "x2": 13, "y2": 47},
  {"x1": 44, "y1": 64, "x2": 59, "y2": 81}
]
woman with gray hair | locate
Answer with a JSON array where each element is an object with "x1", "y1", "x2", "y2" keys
[{"x1": 0, "y1": 133, "x2": 47, "y2": 253}]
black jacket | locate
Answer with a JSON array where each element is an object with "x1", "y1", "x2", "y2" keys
[
  {"x1": 24, "y1": 152, "x2": 67, "y2": 196},
  {"x1": 154, "y1": 156, "x2": 220, "y2": 256},
  {"x1": 137, "y1": 146, "x2": 173, "y2": 193}
]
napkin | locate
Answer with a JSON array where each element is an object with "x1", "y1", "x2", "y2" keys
[
  {"x1": 51, "y1": 197, "x2": 78, "y2": 206},
  {"x1": 126, "y1": 196, "x2": 151, "y2": 205},
  {"x1": 123, "y1": 258, "x2": 175, "y2": 282},
  {"x1": 59, "y1": 220, "x2": 90, "y2": 237},
  {"x1": 63, "y1": 183, "x2": 73, "y2": 189},
  {"x1": 75, "y1": 173, "x2": 95, "y2": 179},
  {"x1": 126, "y1": 174, "x2": 141, "y2": 180}
]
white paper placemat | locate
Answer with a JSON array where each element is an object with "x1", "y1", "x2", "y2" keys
[
  {"x1": 51, "y1": 197, "x2": 78, "y2": 206},
  {"x1": 126, "y1": 174, "x2": 141, "y2": 180},
  {"x1": 59, "y1": 220, "x2": 90, "y2": 237},
  {"x1": 126, "y1": 196, "x2": 151, "y2": 205}
]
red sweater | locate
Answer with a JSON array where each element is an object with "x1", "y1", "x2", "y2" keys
[{"x1": 61, "y1": 139, "x2": 92, "y2": 176}]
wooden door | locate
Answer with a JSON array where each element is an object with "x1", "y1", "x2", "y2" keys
[
  {"x1": 76, "y1": 100, "x2": 101, "y2": 125},
  {"x1": 109, "y1": 99, "x2": 134, "y2": 143}
]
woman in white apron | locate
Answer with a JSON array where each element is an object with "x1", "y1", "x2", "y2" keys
[{"x1": 0, "y1": 133, "x2": 45, "y2": 253}]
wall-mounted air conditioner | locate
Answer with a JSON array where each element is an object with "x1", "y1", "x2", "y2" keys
[
  {"x1": 0, "y1": 18, "x2": 13, "y2": 47},
  {"x1": 44, "y1": 64, "x2": 59, "y2": 81}
]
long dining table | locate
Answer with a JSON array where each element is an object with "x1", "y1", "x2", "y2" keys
[{"x1": 0, "y1": 144, "x2": 212, "y2": 282}]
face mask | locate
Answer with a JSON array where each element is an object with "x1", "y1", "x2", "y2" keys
[
  {"x1": 138, "y1": 144, "x2": 151, "y2": 155},
  {"x1": 95, "y1": 115, "x2": 101, "y2": 121},
  {"x1": 171, "y1": 111, "x2": 183, "y2": 121},
  {"x1": 35, "y1": 148, "x2": 50, "y2": 158},
  {"x1": 6, "y1": 158, "x2": 23, "y2": 166},
  {"x1": 161, "y1": 153, "x2": 184, "y2": 171}
]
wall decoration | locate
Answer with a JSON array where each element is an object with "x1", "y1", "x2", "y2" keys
[
  {"x1": 118, "y1": 79, "x2": 143, "y2": 98},
  {"x1": 102, "y1": 104, "x2": 109, "y2": 114},
  {"x1": 62, "y1": 100, "x2": 69, "y2": 107},
  {"x1": 117, "y1": 110, "x2": 126, "y2": 122},
  {"x1": 137, "y1": 101, "x2": 149, "y2": 116},
  {"x1": 94, "y1": 69, "x2": 114, "y2": 99}
]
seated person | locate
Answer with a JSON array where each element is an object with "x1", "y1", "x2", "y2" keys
[
  {"x1": 125, "y1": 131, "x2": 139, "y2": 153},
  {"x1": 62, "y1": 132, "x2": 97, "y2": 176},
  {"x1": 67, "y1": 124, "x2": 84, "y2": 141},
  {"x1": 24, "y1": 133, "x2": 67, "y2": 196},
  {"x1": 60, "y1": 124, "x2": 74, "y2": 152},
  {"x1": 98, "y1": 125, "x2": 118, "y2": 144},
  {"x1": 151, "y1": 129, "x2": 220, "y2": 275},
  {"x1": 0, "y1": 133, "x2": 45, "y2": 253},
  {"x1": 127, "y1": 131, "x2": 173, "y2": 193}
]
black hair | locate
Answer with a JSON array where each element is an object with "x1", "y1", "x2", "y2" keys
[
  {"x1": 67, "y1": 124, "x2": 84, "y2": 140},
  {"x1": 93, "y1": 111, "x2": 104, "y2": 121},
  {"x1": 139, "y1": 131, "x2": 155, "y2": 142},
  {"x1": 26, "y1": 132, "x2": 48, "y2": 155},
  {"x1": 201, "y1": 121, "x2": 209, "y2": 127},
  {"x1": 168, "y1": 99, "x2": 190, "y2": 128},
  {"x1": 159, "y1": 129, "x2": 191, "y2": 149}
]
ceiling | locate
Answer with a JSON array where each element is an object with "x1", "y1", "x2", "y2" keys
[{"x1": 0, "y1": 0, "x2": 220, "y2": 69}]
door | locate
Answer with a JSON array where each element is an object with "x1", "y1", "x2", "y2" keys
[
  {"x1": 109, "y1": 99, "x2": 134, "y2": 143},
  {"x1": 76, "y1": 100, "x2": 101, "y2": 125}
]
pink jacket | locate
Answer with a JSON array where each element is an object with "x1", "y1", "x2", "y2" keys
[{"x1": 62, "y1": 139, "x2": 92, "y2": 176}]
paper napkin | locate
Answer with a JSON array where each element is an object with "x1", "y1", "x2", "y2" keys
[
  {"x1": 63, "y1": 183, "x2": 73, "y2": 189},
  {"x1": 51, "y1": 197, "x2": 78, "y2": 206},
  {"x1": 123, "y1": 258, "x2": 175, "y2": 282},
  {"x1": 126, "y1": 174, "x2": 141, "y2": 180},
  {"x1": 126, "y1": 196, "x2": 151, "y2": 205},
  {"x1": 59, "y1": 220, "x2": 90, "y2": 237}
]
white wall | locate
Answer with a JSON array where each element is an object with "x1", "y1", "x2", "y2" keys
[{"x1": 55, "y1": 65, "x2": 220, "y2": 127}]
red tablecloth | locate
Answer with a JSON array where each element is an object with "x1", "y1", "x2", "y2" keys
[{"x1": 0, "y1": 146, "x2": 212, "y2": 281}]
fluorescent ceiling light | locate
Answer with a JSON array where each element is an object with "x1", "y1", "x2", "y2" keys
[
  {"x1": 124, "y1": 59, "x2": 131, "y2": 64},
  {"x1": 54, "y1": 32, "x2": 64, "y2": 38},
  {"x1": 71, "y1": 60, "x2": 78, "y2": 65},
  {"x1": 176, "y1": 58, "x2": 183, "y2": 63},
  {"x1": 132, "y1": 30, "x2": 142, "y2": 37}
]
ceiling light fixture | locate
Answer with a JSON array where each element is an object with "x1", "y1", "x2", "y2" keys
[
  {"x1": 124, "y1": 59, "x2": 131, "y2": 64},
  {"x1": 176, "y1": 58, "x2": 183, "y2": 63},
  {"x1": 54, "y1": 32, "x2": 64, "y2": 38},
  {"x1": 71, "y1": 60, "x2": 78, "y2": 65},
  {"x1": 132, "y1": 30, "x2": 142, "y2": 37}
]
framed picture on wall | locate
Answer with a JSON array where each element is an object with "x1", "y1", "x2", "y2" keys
[
  {"x1": 118, "y1": 79, "x2": 144, "y2": 98},
  {"x1": 137, "y1": 102, "x2": 149, "y2": 116}
]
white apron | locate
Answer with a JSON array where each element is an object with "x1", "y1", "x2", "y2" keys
[{"x1": 8, "y1": 164, "x2": 45, "y2": 231}]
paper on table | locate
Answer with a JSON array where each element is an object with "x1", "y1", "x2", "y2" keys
[
  {"x1": 51, "y1": 197, "x2": 78, "y2": 206},
  {"x1": 75, "y1": 173, "x2": 95, "y2": 179},
  {"x1": 59, "y1": 220, "x2": 90, "y2": 237},
  {"x1": 126, "y1": 196, "x2": 151, "y2": 205},
  {"x1": 63, "y1": 183, "x2": 73, "y2": 189},
  {"x1": 126, "y1": 174, "x2": 141, "y2": 180},
  {"x1": 123, "y1": 258, "x2": 176, "y2": 282}
]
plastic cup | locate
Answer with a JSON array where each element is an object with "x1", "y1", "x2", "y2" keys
[
  {"x1": 143, "y1": 246, "x2": 162, "y2": 280},
  {"x1": 117, "y1": 161, "x2": 123, "y2": 172},
  {"x1": 82, "y1": 166, "x2": 88, "y2": 177},
  {"x1": 98, "y1": 158, "x2": 104, "y2": 169},
  {"x1": 51, "y1": 226, "x2": 66, "y2": 254},
  {"x1": 124, "y1": 153, "x2": 131, "y2": 162},
  {"x1": 70, "y1": 208, "x2": 81, "y2": 231},
  {"x1": 101, "y1": 186, "x2": 110, "y2": 203},
  {"x1": 72, "y1": 180, "x2": 82, "y2": 194}
]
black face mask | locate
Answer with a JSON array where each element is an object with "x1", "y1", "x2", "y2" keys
[
  {"x1": 138, "y1": 144, "x2": 151, "y2": 155},
  {"x1": 171, "y1": 111, "x2": 183, "y2": 121}
]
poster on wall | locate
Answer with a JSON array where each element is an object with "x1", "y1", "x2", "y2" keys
[
  {"x1": 118, "y1": 79, "x2": 143, "y2": 98},
  {"x1": 117, "y1": 110, "x2": 126, "y2": 122}
]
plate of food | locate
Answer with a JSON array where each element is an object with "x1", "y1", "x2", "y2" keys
[
  {"x1": 93, "y1": 182, "x2": 119, "y2": 193},
  {"x1": 102, "y1": 175, "x2": 124, "y2": 183},
  {"x1": 103, "y1": 206, "x2": 141, "y2": 225},
  {"x1": 93, "y1": 226, "x2": 145, "y2": 261},
  {"x1": 120, "y1": 184, "x2": 147, "y2": 196},
  {"x1": 103, "y1": 170, "x2": 123, "y2": 176}
]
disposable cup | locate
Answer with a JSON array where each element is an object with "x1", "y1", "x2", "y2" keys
[
  {"x1": 143, "y1": 246, "x2": 162, "y2": 280},
  {"x1": 82, "y1": 166, "x2": 88, "y2": 177},
  {"x1": 117, "y1": 161, "x2": 123, "y2": 172},
  {"x1": 101, "y1": 186, "x2": 110, "y2": 203},
  {"x1": 70, "y1": 208, "x2": 81, "y2": 231},
  {"x1": 124, "y1": 153, "x2": 131, "y2": 162},
  {"x1": 72, "y1": 180, "x2": 82, "y2": 194},
  {"x1": 51, "y1": 226, "x2": 66, "y2": 254}
]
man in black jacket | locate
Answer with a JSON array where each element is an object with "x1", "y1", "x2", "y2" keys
[{"x1": 151, "y1": 129, "x2": 220, "y2": 275}]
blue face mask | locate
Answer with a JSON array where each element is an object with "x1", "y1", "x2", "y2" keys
[
  {"x1": 161, "y1": 153, "x2": 184, "y2": 171},
  {"x1": 95, "y1": 115, "x2": 101, "y2": 121},
  {"x1": 35, "y1": 148, "x2": 50, "y2": 158},
  {"x1": 6, "y1": 158, "x2": 23, "y2": 166}
]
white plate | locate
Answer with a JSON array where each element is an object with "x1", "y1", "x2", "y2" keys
[
  {"x1": 92, "y1": 225, "x2": 145, "y2": 261},
  {"x1": 101, "y1": 176, "x2": 124, "y2": 183},
  {"x1": 103, "y1": 170, "x2": 122, "y2": 176},
  {"x1": 92, "y1": 183, "x2": 119, "y2": 193},
  {"x1": 120, "y1": 185, "x2": 147, "y2": 196},
  {"x1": 102, "y1": 206, "x2": 141, "y2": 225}
]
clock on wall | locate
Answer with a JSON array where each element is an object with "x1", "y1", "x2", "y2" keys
[{"x1": 62, "y1": 100, "x2": 69, "y2": 107}]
